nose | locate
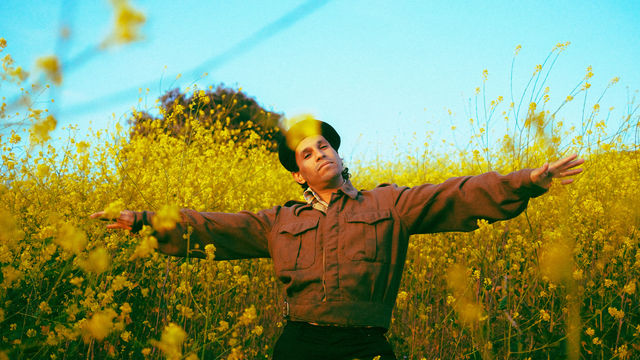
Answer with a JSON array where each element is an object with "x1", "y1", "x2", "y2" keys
[{"x1": 315, "y1": 148, "x2": 327, "y2": 161}]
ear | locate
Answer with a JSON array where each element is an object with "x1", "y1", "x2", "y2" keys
[{"x1": 292, "y1": 171, "x2": 306, "y2": 185}]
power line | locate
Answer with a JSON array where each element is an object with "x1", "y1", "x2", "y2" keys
[{"x1": 60, "y1": 0, "x2": 331, "y2": 117}]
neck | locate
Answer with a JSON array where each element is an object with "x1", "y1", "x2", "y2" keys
[{"x1": 310, "y1": 177, "x2": 345, "y2": 203}]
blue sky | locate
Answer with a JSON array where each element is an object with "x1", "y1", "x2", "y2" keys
[{"x1": 1, "y1": 0, "x2": 639, "y2": 161}]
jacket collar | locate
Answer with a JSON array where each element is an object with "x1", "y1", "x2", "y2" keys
[{"x1": 295, "y1": 179, "x2": 359, "y2": 215}]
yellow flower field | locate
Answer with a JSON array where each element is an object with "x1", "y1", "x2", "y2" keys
[{"x1": 1, "y1": 36, "x2": 640, "y2": 359}]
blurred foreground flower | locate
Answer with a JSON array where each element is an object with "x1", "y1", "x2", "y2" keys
[
  {"x1": 79, "y1": 247, "x2": 111, "y2": 274},
  {"x1": 152, "y1": 205, "x2": 181, "y2": 232},
  {"x1": 29, "y1": 115, "x2": 57, "y2": 144},
  {"x1": 104, "y1": 0, "x2": 146, "y2": 46},
  {"x1": 281, "y1": 114, "x2": 321, "y2": 150},
  {"x1": 129, "y1": 234, "x2": 158, "y2": 260},
  {"x1": 103, "y1": 199, "x2": 125, "y2": 219},
  {"x1": 82, "y1": 309, "x2": 117, "y2": 342},
  {"x1": 0, "y1": 209, "x2": 25, "y2": 249},
  {"x1": 540, "y1": 242, "x2": 573, "y2": 282},
  {"x1": 56, "y1": 223, "x2": 87, "y2": 255},
  {"x1": 35, "y1": 55, "x2": 62, "y2": 84},
  {"x1": 151, "y1": 323, "x2": 187, "y2": 360}
]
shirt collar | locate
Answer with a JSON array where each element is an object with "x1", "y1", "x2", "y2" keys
[{"x1": 299, "y1": 179, "x2": 359, "y2": 214}]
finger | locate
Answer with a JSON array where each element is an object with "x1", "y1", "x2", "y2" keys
[
  {"x1": 558, "y1": 168, "x2": 583, "y2": 177},
  {"x1": 89, "y1": 211, "x2": 105, "y2": 219},
  {"x1": 561, "y1": 178, "x2": 575, "y2": 185},
  {"x1": 549, "y1": 154, "x2": 578, "y2": 170},
  {"x1": 562, "y1": 158, "x2": 585, "y2": 170},
  {"x1": 91, "y1": 212, "x2": 115, "y2": 221},
  {"x1": 556, "y1": 158, "x2": 584, "y2": 171},
  {"x1": 106, "y1": 223, "x2": 132, "y2": 231}
]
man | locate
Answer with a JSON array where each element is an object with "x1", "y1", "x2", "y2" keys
[{"x1": 91, "y1": 118, "x2": 584, "y2": 359}]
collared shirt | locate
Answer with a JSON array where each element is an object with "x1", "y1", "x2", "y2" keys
[{"x1": 302, "y1": 180, "x2": 358, "y2": 213}]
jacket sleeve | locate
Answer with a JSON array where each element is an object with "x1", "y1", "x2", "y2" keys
[
  {"x1": 392, "y1": 169, "x2": 547, "y2": 235},
  {"x1": 131, "y1": 207, "x2": 279, "y2": 260}
]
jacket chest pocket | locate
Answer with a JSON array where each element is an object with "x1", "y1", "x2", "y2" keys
[
  {"x1": 343, "y1": 209, "x2": 393, "y2": 263},
  {"x1": 274, "y1": 219, "x2": 318, "y2": 271}
]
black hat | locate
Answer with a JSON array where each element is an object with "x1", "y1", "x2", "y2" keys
[{"x1": 278, "y1": 118, "x2": 341, "y2": 172}]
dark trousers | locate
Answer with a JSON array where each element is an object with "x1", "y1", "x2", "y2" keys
[{"x1": 273, "y1": 321, "x2": 397, "y2": 360}]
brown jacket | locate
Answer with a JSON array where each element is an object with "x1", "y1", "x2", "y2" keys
[{"x1": 132, "y1": 169, "x2": 546, "y2": 328}]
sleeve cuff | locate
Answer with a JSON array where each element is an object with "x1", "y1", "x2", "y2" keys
[
  {"x1": 518, "y1": 168, "x2": 548, "y2": 198},
  {"x1": 130, "y1": 211, "x2": 152, "y2": 233}
]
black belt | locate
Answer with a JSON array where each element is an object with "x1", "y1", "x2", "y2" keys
[{"x1": 286, "y1": 321, "x2": 388, "y2": 336}]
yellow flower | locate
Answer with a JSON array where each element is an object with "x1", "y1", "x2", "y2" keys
[
  {"x1": 608, "y1": 307, "x2": 625, "y2": 320},
  {"x1": 585, "y1": 327, "x2": 595, "y2": 336},
  {"x1": 623, "y1": 281, "x2": 636, "y2": 295},
  {"x1": 30, "y1": 115, "x2": 57, "y2": 143},
  {"x1": 69, "y1": 277, "x2": 84, "y2": 286},
  {"x1": 540, "y1": 242, "x2": 572, "y2": 282},
  {"x1": 281, "y1": 114, "x2": 322, "y2": 150},
  {"x1": 39, "y1": 301, "x2": 52, "y2": 314},
  {"x1": 238, "y1": 305, "x2": 257, "y2": 326},
  {"x1": 120, "y1": 302, "x2": 132, "y2": 315},
  {"x1": 151, "y1": 323, "x2": 187, "y2": 360},
  {"x1": 205, "y1": 243, "x2": 216, "y2": 260},
  {"x1": 152, "y1": 205, "x2": 181, "y2": 232},
  {"x1": 129, "y1": 235, "x2": 158, "y2": 260},
  {"x1": 396, "y1": 291, "x2": 409, "y2": 309},
  {"x1": 56, "y1": 223, "x2": 87, "y2": 255},
  {"x1": 457, "y1": 302, "x2": 486, "y2": 324},
  {"x1": 251, "y1": 325, "x2": 263, "y2": 336},
  {"x1": 80, "y1": 247, "x2": 111, "y2": 274},
  {"x1": 120, "y1": 330, "x2": 132, "y2": 342},
  {"x1": 82, "y1": 309, "x2": 117, "y2": 342},
  {"x1": 35, "y1": 55, "x2": 62, "y2": 84},
  {"x1": 217, "y1": 320, "x2": 229, "y2": 332},
  {"x1": 0, "y1": 209, "x2": 24, "y2": 248},
  {"x1": 76, "y1": 141, "x2": 90, "y2": 153},
  {"x1": 36, "y1": 163, "x2": 50, "y2": 178},
  {"x1": 105, "y1": 0, "x2": 146, "y2": 45},
  {"x1": 572, "y1": 269, "x2": 583, "y2": 281},
  {"x1": 1, "y1": 266, "x2": 22, "y2": 287},
  {"x1": 103, "y1": 200, "x2": 125, "y2": 219},
  {"x1": 585, "y1": 65, "x2": 593, "y2": 79},
  {"x1": 539, "y1": 309, "x2": 550, "y2": 322}
]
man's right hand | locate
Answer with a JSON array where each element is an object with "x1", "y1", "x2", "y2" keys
[{"x1": 90, "y1": 210, "x2": 135, "y2": 231}]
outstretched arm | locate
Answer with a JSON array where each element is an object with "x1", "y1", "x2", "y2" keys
[
  {"x1": 530, "y1": 154, "x2": 585, "y2": 189},
  {"x1": 90, "y1": 208, "x2": 276, "y2": 259},
  {"x1": 393, "y1": 155, "x2": 585, "y2": 235}
]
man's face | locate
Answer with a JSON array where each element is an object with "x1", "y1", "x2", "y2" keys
[{"x1": 292, "y1": 135, "x2": 344, "y2": 190}]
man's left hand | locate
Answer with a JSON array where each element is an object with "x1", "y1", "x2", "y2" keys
[{"x1": 530, "y1": 154, "x2": 585, "y2": 189}]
